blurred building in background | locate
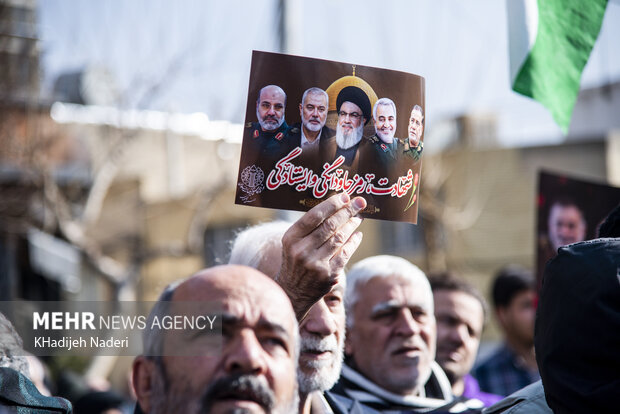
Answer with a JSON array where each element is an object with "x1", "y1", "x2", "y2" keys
[{"x1": 1, "y1": 0, "x2": 619, "y2": 398}]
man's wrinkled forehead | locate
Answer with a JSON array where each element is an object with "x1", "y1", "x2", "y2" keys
[
  {"x1": 259, "y1": 87, "x2": 285, "y2": 103},
  {"x1": 305, "y1": 91, "x2": 327, "y2": 105},
  {"x1": 173, "y1": 266, "x2": 294, "y2": 318},
  {"x1": 361, "y1": 274, "x2": 432, "y2": 309},
  {"x1": 370, "y1": 297, "x2": 432, "y2": 316},
  {"x1": 376, "y1": 104, "x2": 395, "y2": 118},
  {"x1": 221, "y1": 310, "x2": 294, "y2": 343},
  {"x1": 342, "y1": 101, "x2": 362, "y2": 112}
]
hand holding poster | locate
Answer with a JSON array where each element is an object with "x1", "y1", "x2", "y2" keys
[{"x1": 235, "y1": 51, "x2": 425, "y2": 224}]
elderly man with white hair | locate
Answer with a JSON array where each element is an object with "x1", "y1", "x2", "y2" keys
[
  {"x1": 229, "y1": 193, "x2": 378, "y2": 414},
  {"x1": 286, "y1": 87, "x2": 335, "y2": 172},
  {"x1": 365, "y1": 98, "x2": 402, "y2": 180},
  {"x1": 363, "y1": 99, "x2": 425, "y2": 182},
  {"x1": 331, "y1": 255, "x2": 483, "y2": 412}
]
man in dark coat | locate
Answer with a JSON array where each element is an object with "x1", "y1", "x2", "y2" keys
[
  {"x1": 286, "y1": 87, "x2": 335, "y2": 173},
  {"x1": 363, "y1": 98, "x2": 423, "y2": 180},
  {"x1": 244, "y1": 84, "x2": 294, "y2": 166},
  {"x1": 535, "y1": 211, "x2": 620, "y2": 413},
  {"x1": 237, "y1": 84, "x2": 296, "y2": 206},
  {"x1": 484, "y1": 203, "x2": 620, "y2": 414}
]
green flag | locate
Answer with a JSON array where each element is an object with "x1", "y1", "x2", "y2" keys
[{"x1": 507, "y1": 0, "x2": 608, "y2": 133}]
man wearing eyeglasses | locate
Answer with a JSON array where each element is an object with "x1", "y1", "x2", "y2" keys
[{"x1": 332, "y1": 86, "x2": 372, "y2": 170}]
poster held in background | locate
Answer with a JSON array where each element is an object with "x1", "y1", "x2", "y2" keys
[
  {"x1": 536, "y1": 170, "x2": 620, "y2": 290},
  {"x1": 235, "y1": 51, "x2": 425, "y2": 224}
]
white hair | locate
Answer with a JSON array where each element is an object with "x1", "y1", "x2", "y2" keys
[
  {"x1": 345, "y1": 255, "x2": 432, "y2": 328},
  {"x1": 335, "y1": 123, "x2": 364, "y2": 150},
  {"x1": 228, "y1": 221, "x2": 292, "y2": 269},
  {"x1": 373, "y1": 97, "x2": 396, "y2": 121},
  {"x1": 301, "y1": 87, "x2": 328, "y2": 106}
]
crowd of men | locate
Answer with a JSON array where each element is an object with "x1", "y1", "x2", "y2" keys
[
  {"x1": 245, "y1": 84, "x2": 424, "y2": 177},
  {"x1": 1, "y1": 197, "x2": 618, "y2": 413},
  {"x1": 129, "y1": 197, "x2": 618, "y2": 413}
]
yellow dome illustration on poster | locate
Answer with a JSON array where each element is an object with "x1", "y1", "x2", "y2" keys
[{"x1": 326, "y1": 65, "x2": 378, "y2": 112}]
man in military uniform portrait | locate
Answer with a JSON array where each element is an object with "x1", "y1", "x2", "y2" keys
[
  {"x1": 237, "y1": 84, "x2": 295, "y2": 207},
  {"x1": 366, "y1": 98, "x2": 425, "y2": 179},
  {"x1": 287, "y1": 87, "x2": 334, "y2": 171},
  {"x1": 246, "y1": 84, "x2": 294, "y2": 165},
  {"x1": 367, "y1": 98, "x2": 400, "y2": 169},
  {"x1": 406, "y1": 104, "x2": 424, "y2": 162}
]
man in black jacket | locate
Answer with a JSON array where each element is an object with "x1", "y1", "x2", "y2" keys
[
  {"x1": 484, "y1": 203, "x2": 620, "y2": 414},
  {"x1": 286, "y1": 87, "x2": 335, "y2": 172},
  {"x1": 535, "y1": 209, "x2": 620, "y2": 413}
]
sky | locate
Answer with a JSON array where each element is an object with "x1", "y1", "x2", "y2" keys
[{"x1": 38, "y1": 0, "x2": 620, "y2": 148}]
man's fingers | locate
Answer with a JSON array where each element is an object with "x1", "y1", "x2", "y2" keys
[
  {"x1": 329, "y1": 231, "x2": 363, "y2": 272},
  {"x1": 312, "y1": 200, "x2": 355, "y2": 242},
  {"x1": 301, "y1": 195, "x2": 365, "y2": 250},
  {"x1": 284, "y1": 192, "x2": 351, "y2": 241},
  {"x1": 312, "y1": 214, "x2": 362, "y2": 259}
]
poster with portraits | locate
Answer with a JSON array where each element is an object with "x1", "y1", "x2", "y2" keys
[
  {"x1": 235, "y1": 51, "x2": 425, "y2": 223},
  {"x1": 535, "y1": 170, "x2": 620, "y2": 289}
]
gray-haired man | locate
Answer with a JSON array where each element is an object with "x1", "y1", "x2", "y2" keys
[
  {"x1": 332, "y1": 255, "x2": 481, "y2": 412},
  {"x1": 229, "y1": 193, "x2": 378, "y2": 413}
]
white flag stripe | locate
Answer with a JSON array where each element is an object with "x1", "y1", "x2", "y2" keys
[{"x1": 507, "y1": 0, "x2": 539, "y2": 83}]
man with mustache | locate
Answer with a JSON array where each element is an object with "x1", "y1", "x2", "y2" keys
[
  {"x1": 405, "y1": 105, "x2": 424, "y2": 162},
  {"x1": 367, "y1": 98, "x2": 399, "y2": 166},
  {"x1": 286, "y1": 87, "x2": 335, "y2": 171},
  {"x1": 329, "y1": 86, "x2": 371, "y2": 170},
  {"x1": 131, "y1": 265, "x2": 300, "y2": 414},
  {"x1": 332, "y1": 255, "x2": 482, "y2": 412},
  {"x1": 430, "y1": 273, "x2": 501, "y2": 407},
  {"x1": 472, "y1": 266, "x2": 539, "y2": 398},
  {"x1": 228, "y1": 193, "x2": 378, "y2": 413},
  {"x1": 246, "y1": 84, "x2": 293, "y2": 164},
  {"x1": 365, "y1": 98, "x2": 424, "y2": 179}
]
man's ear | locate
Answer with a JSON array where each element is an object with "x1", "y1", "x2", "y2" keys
[
  {"x1": 344, "y1": 333, "x2": 354, "y2": 356},
  {"x1": 132, "y1": 356, "x2": 159, "y2": 413},
  {"x1": 495, "y1": 306, "x2": 508, "y2": 329}
]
